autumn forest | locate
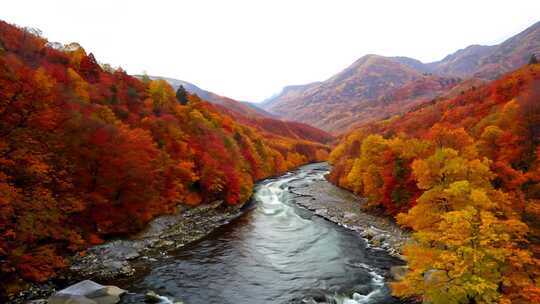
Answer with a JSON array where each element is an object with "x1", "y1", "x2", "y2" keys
[{"x1": 1, "y1": 14, "x2": 540, "y2": 304}]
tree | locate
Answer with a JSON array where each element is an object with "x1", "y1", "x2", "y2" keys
[
  {"x1": 147, "y1": 79, "x2": 175, "y2": 112},
  {"x1": 393, "y1": 148, "x2": 538, "y2": 304},
  {"x1": 176, "y1": 85, "x2": 189, "y2": 105},
  {"x1": 529, "y1": 54, "x2": 538, "y2": 65}
]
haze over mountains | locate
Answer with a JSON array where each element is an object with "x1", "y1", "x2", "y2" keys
[{"x1": 260, "y1": 21, "x2": 540, "y2": 133}]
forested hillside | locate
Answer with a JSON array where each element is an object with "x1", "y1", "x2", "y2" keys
[
  {"x1": 0, "y1": 21, "x2": 330, "y2": 292},
  {"x1": 328, "y1": 63, "x2": 540, "y2": 303},
  {"x1": 262, "y1": 21, "x2": 540, "y2": 135}
]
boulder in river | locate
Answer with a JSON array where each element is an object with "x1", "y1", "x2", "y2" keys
[
  {"x1": 144, "y1": 291, "x2": 162, "y2": 303},
  {"x1": 47, "y1": 280, "x2": 126, "y2": 304}
]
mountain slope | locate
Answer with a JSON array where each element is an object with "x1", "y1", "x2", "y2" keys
[
  {"x1": 262, "y1": 55, "x2": 461, "y2": 133},
  {"x1": 327, "y1": 61, "x2": 540, "y2": 304},
  {"x1": 428, "y1": 21, "x2": 540, "y2": 79},
  {"x1": 146, "y1": 76, "x2": 274, "y2": 118},
  {"x1": 149, "y1": 76, "x2": 333, "y2": 143},
  {"x1": 261, "y1": 21, "x2": 540, "y2": 134}
]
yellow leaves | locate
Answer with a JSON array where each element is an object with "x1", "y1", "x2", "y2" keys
[
  {"x1": 33, "y1": 67, "x2": 55, "y2": 95},
  {"x1": 480, "y1": 125, "x2": 504, "y2": 144},
  {"x1": 394, "y1": 143, "x2": 536, "y2": 303},
  {"x1": 93, "y1": 106, "x2": 118, "y2": 125},
  {"x1": 470, "y1": 188, "x2": 496, "y2": 210},
  {"x1": 437, "y1": 207, "x2": 476, "y2": 247},
  {"x1": 189, "y1": 109, "x2": 206, "y2": 122},
  {"x1": 397, "y1": 191, "x2": 443, "y2": 230},
  {"x1": 360, "y1": 134, "x2": 388, "y2": 158},
  {"x1": 395, "y1": 137, "x2": 432, "y2": 160},
  {"x1": 345, "y1": 158, "x2": 364, "y2": 193},
  {"x1": 285, "y1": 152, "x2": 306, "y2": 168},
  {"x1": 67, "y1": 68, "x2": 89, "y2": 102},
  {"x1": 412, "y1": 148, "x2": 494, "y2": 190},
  {"x1": 328, "y1": 142, "x2": 346, "y2": 164},
  {"x1": 147, "y1": 79, "x2": 175, "y2": 110},
  {"x1": 411, "y1": 148, "x2": 456, "y2": 189},
  {"x1": 65, "y1": 42, "x2": 86, "y2": 68}
]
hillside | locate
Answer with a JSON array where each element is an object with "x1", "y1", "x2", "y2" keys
[
  {"x1": 145, "y1": 76, "x2": 333, "y2": 143},
  {"x1": 428, "y1": 21, "x2": 540, "y2": 79},
  {"x1": 327, "y1": 63, "x2": 540, "y2": 303},
  {"x1": 0, "y1": 20, "x2": 332, "y2": 293},
  {"x1": 262, "y1": 21, "x2": 540, "y2": 134},
  {"x1": 145, "y1": 76, "x2": 274, "y2": 118}
]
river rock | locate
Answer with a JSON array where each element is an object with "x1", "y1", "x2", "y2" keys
[
  {"x1": 48, "y1": 294, "x2": 97, "y2": 304},
  {"x1": 144, "y1": 291, "x2": 162, "y2": 303},
  {"x1": 390, "y1": 265, "x2": 409, "y2": 281},
  {"x1": 48, "y1": 280, "x2": 126, "y2": 304},
  {"x1": 353, "y1": 284, "x2": 373, "y2": 295},
  {"x1": 353, "y1": 292, "x2": 370, "y2": 302},
  {"x1": 27, "y1": 300, "x2": 48, "y2": 304},
  {"x1": 314, "y1": 208, "x2": 328, "y2": 217},
  {"x1": 371, "y1": 234, "x2": 386, "y2": 247}
]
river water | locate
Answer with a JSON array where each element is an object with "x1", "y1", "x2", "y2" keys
[{"x1": 121, "y1": 163, "x2": 404, "y2": 304}]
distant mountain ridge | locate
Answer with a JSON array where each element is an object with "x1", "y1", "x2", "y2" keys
[
  {"x1": 262, "y1": 55, "x2": 462, "y2": 132},
  {"x1": 143, "y1": 75, "x2": 334, "y2": 143},
  {"x1": 261, "y1": 21, "x2": 540, "y2": 134},
  {"x1": 145, "y1": 76, "x2": 274, "y2": 118}
]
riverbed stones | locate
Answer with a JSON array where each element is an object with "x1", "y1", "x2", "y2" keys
[
  {"x1": 67, "y1": 200, "x2": 241, "y2": 285},
  {"x1": 289, "y1": 172, "x2": 409, "y2": 260},
  {"x1": 48, "y1": 294, "x2": 98, "y2": 304},
  {"x1": 47, "y1": 280, "x2": 126, "y2": 304},
  {"x1": 26, "y1": 300, "x2": 48, "y2": 304}
]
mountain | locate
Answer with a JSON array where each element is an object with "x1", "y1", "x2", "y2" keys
[
  {"x1": 147, "y1": 76, "x2": 333, "y2": 143},
  {"x1": 428, "y1": 21, "x2": 540, "y2": 79},
  {"x1": 262, "y1": 55, "x2": 461, "y2": 133},
  {"x1": 145, "y1": 76, "x2": 274, "y2": 118},
  {"x1": 426, "y1": 44, "x2": 495, "y2": 76},
  {"x1": 262, "y1": 21, "x2": 540, "y2": 134}
]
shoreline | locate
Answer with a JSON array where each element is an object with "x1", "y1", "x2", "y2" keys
[
  {"x1": 10, "y1": 200, "x2": 244, "y2": 303},
  {"x1": 9, "y1": 163, "x2": 324, "y2": 303},
  {"x1": 12, "y1": 162, "x2": 409, "y2": 303},
  {"x1": 287, "y1": 170, "x2": 409, "y2": 261}
]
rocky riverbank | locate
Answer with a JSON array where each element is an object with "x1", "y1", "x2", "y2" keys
[
  {"x1": 13, "y1": 163, "x2": 411, "y2": 303},
  {"x1": 288, "y1": 165, "x2": 409, "y2": 260},
  {"x1": 11, "y1": 200, "x2": 243, "y2": 303}
]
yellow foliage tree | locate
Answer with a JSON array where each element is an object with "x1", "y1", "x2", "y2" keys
[
  {"x1": 147, "y1": 79, "x2": 175, "y2": 112},
  {"x1": 394, "y1": 148, "x2": 539, "y2": 304}
]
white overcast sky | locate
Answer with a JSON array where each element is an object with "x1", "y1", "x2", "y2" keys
[{"x1": 3, "y1": 1, "x2": 540, "y2": 102}]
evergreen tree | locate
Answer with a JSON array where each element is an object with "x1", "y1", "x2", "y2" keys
[
  {"x1": 529, "y1": 54, "x2": 538, "y2": 65},
  {"x1": 176, "y1": 85, "x2": 189, "y2": 105}
]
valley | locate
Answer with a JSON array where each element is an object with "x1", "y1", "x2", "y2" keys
[{"x1": 1, "y1": 11, "x2": 539, "y2": 304}]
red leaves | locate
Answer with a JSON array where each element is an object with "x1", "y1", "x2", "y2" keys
[
  {"x1": 328, "y1": 64, "x2": 540, "y2": 303},
  {"x1": 0, "y1": 20, "x2": 331, "y2": 292},
  {"x1": 16, "y1": 245, "x2": 66, "y2": 282}
]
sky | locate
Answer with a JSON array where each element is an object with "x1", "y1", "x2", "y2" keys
[{"x1": 3, "y1": 1, "x2": 540, "y2": 102}]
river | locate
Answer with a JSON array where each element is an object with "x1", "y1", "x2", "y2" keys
[{"x1": 120, "y1": 163, "x2": 405, "y2": 304}]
